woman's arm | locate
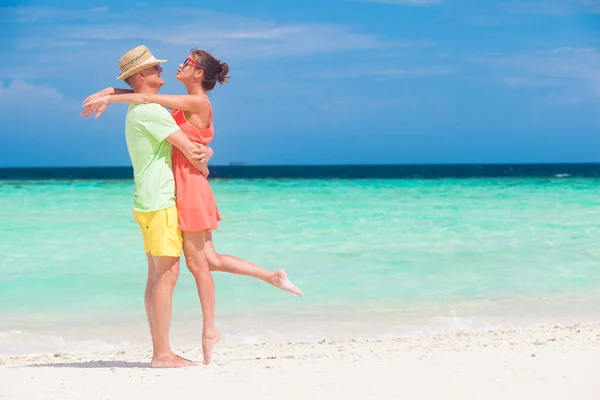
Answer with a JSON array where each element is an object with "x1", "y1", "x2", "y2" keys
[
  {"x1": 84, "y1": 87, "x2": 133, "y2": 104},
  {"x1": 88, "y1": 93, "x2": 205, "y2": 113}
]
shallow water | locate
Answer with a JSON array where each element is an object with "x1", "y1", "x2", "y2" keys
[{"x1": 1, "y1": 176, "x2": 599, "y2": 354}]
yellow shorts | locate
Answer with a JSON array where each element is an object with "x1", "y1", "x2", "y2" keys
[{"x1": 132, "y1": 205, "x2": 183, "y2": 257}]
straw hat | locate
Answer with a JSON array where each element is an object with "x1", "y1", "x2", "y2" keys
[{"x1": 117, "y1": 45, "x2": 167, "y2": 80}]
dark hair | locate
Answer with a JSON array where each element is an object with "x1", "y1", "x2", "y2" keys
[{"x1": 190, "y1": 48, "x2": 230, "y2": 92}]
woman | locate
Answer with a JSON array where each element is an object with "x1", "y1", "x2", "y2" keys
[{"x1": 83, "y1": 49, "x2": 303, "y2": 364}]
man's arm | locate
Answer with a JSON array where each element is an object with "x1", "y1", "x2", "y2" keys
[
  {"x1": 165, "y1": 130, "x2": 212, "y2": 176},
  {"x1": 135, "y1": 104, "x2": 213, "y2": 176}
]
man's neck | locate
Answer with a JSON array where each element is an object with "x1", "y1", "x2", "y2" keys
[{"x1": 133, "y1": 85, "x2": 159, "y2": 95}]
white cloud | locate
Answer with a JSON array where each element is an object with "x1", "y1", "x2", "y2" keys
[
  {"x1": 301, "y1": 65, "x2": 460, "y2": 80},
  {"x1": 581, "y1": 0, "x2": 600, "y2": 13},
  {"x1": 357, "y1": 0, "x2": 442, "y2": 5},
  {"x1": 5, "y1": 6, "x2": 416, "y2": 61},
  {"x1": 316, "y1": 97, "x2": 414, "y2": 116},
  {"x1": 156, "y1": 23, "x2": 394, "y2": 57},
  {"x1": 0, "y1": 6, "x2": 60, "y2": 22},
  {"x1": 544, "y1": 92, "x2": 582, "y2": 106},
  {"x1": 505, "y1": 0, "x2": 599, "y2": 15},
  {"x1": 14, "y1": 38, "x2": 89, "y2": 50},
  {"x1": 576, "y1": 0, "x2": 600, "y2": 13},
  {"x1": 0, "y1": 6, "x2": 109, "y2": 22},
  {"x1": 58, "y1": 23, "x2": 394, "y2": 58},
  {"x1": 503, "y1": 76, "x2": 558, "y2": 87},
  {"x1": 476, "y1": 47, "x2": 600, "y2": 104},
  {"x1": 465, "y1": 0, "x2": 599, "y2": 27},
  {"x1": 50, "y1": 41, "x2": 88, "y2": 48},
  {"x1": 501, "y1": 1, "x2": 576, "y2": 15},
  {"x1": 0, "y1": 79, "x2": 64, "y2": 103},
  {"x1": 91, "y1": 6, "x2": 109, "y2": 12},
  {"x1": 0, "y1": 68, "x2": 43, "y2": 80},
  {"x1": 476, "y1": 47, "x2": 600, "y2": 91}
]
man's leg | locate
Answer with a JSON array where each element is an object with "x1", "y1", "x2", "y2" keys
[
  {"x1": 144, "y1": 253, "x2": 157, "y2": 358},
  {"x1": 147, "y1": 254, "x2": 194, "y2": 368},
  {"x1": 136, "y1": 205, "x2": 193, "y2": 368},
  {"x1": 148, "y1": 255, "x2": 178, "y2": 362}
]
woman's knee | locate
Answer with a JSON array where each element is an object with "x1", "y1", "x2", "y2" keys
[
  {"x1": 182, "y1": 231, "x2": 210, "y2": 276},
  {"x1": 205, "y1": 252, "x2": 222, "y2": 272},
  {"x1": 186, "y1": 254, "x2": 211, "y2": 277}
]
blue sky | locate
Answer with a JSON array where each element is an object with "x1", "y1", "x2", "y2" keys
[{"x1": 1, "y1": 0, "x2": 599, "y2": 167}]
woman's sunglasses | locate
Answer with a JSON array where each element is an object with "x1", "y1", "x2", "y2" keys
[{"x1": 182, "y1": 57, "x2": 202, "y2": 69}]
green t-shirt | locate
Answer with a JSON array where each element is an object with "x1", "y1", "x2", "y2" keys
[{"x1": 124, "y1": 103, "x2": 180, "y2": 212}]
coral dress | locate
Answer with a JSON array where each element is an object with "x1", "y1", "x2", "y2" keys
[{"x1": 171, "y1": 98, "x2": 221, "y2": 232}]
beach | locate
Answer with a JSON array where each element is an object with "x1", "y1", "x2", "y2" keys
[
  {"x1": 2, "y1": 323, "x2": 599, "y2": 399},
  {"x1": 1, "y1": 171, "x2": 599, "y2": 398},
  {"x1": 2, "y1": 0, "x2": 598, "y2": 394}
]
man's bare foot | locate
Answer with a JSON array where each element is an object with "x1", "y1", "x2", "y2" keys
[
  {"x1": 151, "y1": 353, "x2": 196, "y2": 368},
  {"x1": 176, "y1": 355, "x2": 197, "y2": 365},
  {"x1": 271, "y1": 269, "x2": 304, "y2": 297},
  {"x1": 202, "y1": 330, "x2": 220, "y2": 365}
]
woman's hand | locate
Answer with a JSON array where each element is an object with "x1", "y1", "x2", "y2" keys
[{"x1": 81, "y1": 96, "x2": 110, "y2": 119}]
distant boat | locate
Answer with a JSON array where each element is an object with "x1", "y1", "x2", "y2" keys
[{"x1": 228, "y1": 161, "x2": 249, "y2": 166}]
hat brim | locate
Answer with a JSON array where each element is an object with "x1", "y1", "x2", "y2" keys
[{"x1": 117, "y1": 56, "x2": 167, "y2": 80}]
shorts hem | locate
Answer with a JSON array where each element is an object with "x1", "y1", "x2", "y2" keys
[
  {"x1": 180, "y1": 227, "x2": 216, "y2": 233},
  {"x1": 148, "y1": 251, "x2": 182, "y2": 258}
]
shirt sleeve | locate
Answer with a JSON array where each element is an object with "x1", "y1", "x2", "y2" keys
[{"x1": 136, "y1": 104, "x2": 180, "y2": 142}]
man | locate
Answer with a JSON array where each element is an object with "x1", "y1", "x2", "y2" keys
[{"x1": 88, "y1": 45, "x2": 212, "y2": 368}]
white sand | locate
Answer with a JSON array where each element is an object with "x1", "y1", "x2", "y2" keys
[{"x1": 1, "y1": 323, "x2": 599, "y2": 400}]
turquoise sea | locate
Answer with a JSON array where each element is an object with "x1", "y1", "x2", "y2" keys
[{"x1": 1, "y1": 165, "x2": 599, "y2": 355}]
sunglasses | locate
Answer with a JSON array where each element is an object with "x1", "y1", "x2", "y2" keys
[{"x1": 182, "y1": 57, "x2": 202, "y2": 69}]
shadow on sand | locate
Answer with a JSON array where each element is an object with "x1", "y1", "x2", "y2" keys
[{"x1": 24, "y1": 360, "x2": 152, "y2": 369}]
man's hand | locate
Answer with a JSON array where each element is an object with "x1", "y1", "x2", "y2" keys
[
  {"x1": 191, "y1": 145, "x2": 213, "y2": 164},
  {"x1": 165, "y1": 132, "x2": 212, "y2": 177},
  {"x1": 189, "y1": 158, "x2": 210, "y2": 177},
  {"x1": 81, "y1": 96, "x2": 110, "y2": 119},
  {"x1": 84, "y1": 87, "x2": 113, "y2": 105},
  {"x1": 198, "y1": 164, "x2": 210, "y2": 178}
]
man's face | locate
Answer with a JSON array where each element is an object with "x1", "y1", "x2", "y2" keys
[{"x1": 139, "y1": 64, "x2": 164, "y2": 89}]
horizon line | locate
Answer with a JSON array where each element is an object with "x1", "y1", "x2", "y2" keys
[{"x1": 1, "y1": 161, "x2": 600, "y2": 169}]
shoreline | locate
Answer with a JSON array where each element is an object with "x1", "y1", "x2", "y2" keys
[
  {"x1": 3, "y1": 298, "x2": 600, "y2": 357},
  {"x1": 2, "y1": 323, "x2": 599, "y2": 399}
]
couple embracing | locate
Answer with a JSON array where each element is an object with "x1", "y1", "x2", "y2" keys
[{"x1": 82, "y1": 45, "x2": 302, "y2": 368}]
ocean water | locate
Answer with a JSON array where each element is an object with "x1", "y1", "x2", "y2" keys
[{"x1": 1, "y1": 165, "x2": 599, "y2": 355}]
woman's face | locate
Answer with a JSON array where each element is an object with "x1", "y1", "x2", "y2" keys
[{"x1": 176, "y1": 55, "x2": 203, "y2": 82}]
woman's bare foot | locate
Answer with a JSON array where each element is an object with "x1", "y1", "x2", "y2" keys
[
  {"x1": 202, "y1": 330, "x2": 220, "y2": 365},
  {"x1": 271, "y1": 270, "x2": 304, "y2": 297},
  {"x1": 151, "y1": 353, "x2": 196, "y2": 368}
]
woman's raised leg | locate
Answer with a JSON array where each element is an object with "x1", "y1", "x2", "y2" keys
[{"x1": 204, "y1": 232, "x2": 303, "y2": 297}]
